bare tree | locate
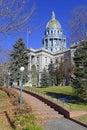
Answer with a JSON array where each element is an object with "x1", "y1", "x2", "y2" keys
[
  {"x1": 0, "y1": 62, "x2": 10, "y2": 86},
  {"x1": 0, "y1": 48, "x2": 11, "y2": 86},
  {"x1": 68, "y1": 6, "x2": 87, "y2": 43},
  {"x1": 0, "y1": 48, "x2": 11, "y2": 63},
  {"x1": 0, "y1": 0, "x2": 35, "y2": 40}
]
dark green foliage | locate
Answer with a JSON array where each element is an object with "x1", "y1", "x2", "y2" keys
[
  {"x1": 40, "y1": 68, "x2": 50, "y2": 87},
  {"x1": 58, "y1": 61, "x2": 66, "y2": 85},
  {"x1": 31, "y1": 64, "x2": 38, "y2": 86},
  {"x1": 48, "y1": 60, "x2": 55, "y2": 86},
  {"x1": 10, "y1": 38, "x2": 28, "y2": 84},
  {"x1": 72, "y1": 39, "x2": 87, "y2": 100}
]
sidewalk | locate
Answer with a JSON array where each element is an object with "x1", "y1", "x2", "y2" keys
[{"x1": 43, "y1": 118, "x2": 87, "y2": 130}]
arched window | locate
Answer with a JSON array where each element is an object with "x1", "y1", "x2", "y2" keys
[
  {"x1": 57, "y1": 30, "x2": 59, "y2": 34},
  {"x1": 51, "y1": 48, "x2": 53, "y2": 51},
  {"x1": 51, "y1": 30, "x2": 53, "y2": 34}
]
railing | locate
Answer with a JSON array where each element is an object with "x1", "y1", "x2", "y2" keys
[{"x1": 25, "y1": 88, "x2": 72, "y2": 112}]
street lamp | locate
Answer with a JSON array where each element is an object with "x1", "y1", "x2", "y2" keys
[
  {"x1": 8, "y1": 72, "x2": 11, "y2": 88},
  {"x1": 20, "y1": 66, "x2": 25, "y2": 106}
]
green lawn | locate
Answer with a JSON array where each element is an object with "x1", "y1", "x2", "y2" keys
[
  {"x1": 74, "y1": 114, "x2": 87, "y2": 124},
  {"x1": 25, "y1": 86, "x2": 87, "y2": 111},
  {"x1": 12, "y1": 114, "x2": 43, "y2": 130}
]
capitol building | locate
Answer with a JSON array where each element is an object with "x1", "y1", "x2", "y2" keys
[{"x1": 27, "y1": 11, "x2": 75, "y2": 86}]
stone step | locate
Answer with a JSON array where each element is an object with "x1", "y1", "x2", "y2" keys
[
  {"x1": 31, "y1": 106, "x2": 52, "y2": 109},
  {"x1": 13, "y1": 88, "x2": 64, "y2": 120},
  {"x1": 32, "y1": 108, "x2": 57, "y2": 112},
  {"x1": 30, "y1": 103, "x2": 49, "y2": 106},
  {"x1": 34, "y1": 112, "x2": 61, "y2": 116},
  {"x1": 31, "y1": 106, "x2": 53, "y2": 109},
  {"x1": 33, "y1": 111, "x2": 58, "y2": 115},
  {"x1": 36, "y1": 114, "x2": 63, "y2": 119}
]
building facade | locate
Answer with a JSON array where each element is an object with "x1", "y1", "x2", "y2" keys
[{"x1": 26, "y1": 11, "x2": 74, "y2": 87}]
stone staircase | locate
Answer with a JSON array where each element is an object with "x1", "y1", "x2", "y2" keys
[
  {"x1": 29, "y1": 100, "x2": 63, "y2": 119},
  {"x1": 13, "y1": 89, "x2": 64, "y2": 120}
]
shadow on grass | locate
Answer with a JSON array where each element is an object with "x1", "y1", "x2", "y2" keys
[{"x1": 45, "y1": 92, "x2": 87, "y2": 105}]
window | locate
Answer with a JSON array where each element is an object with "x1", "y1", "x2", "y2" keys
[
  {"x1": 51, "y1": 30, "x2": 53, "y2": 34},
  {"x1": 51, "y1": 43, "x2": 53, "y2": 46},
  {"x1": 45, "y1": 57, "x2": 47, "y2": 62},
  {"x1": 46, "y1": 42, "x2": 48, "y2": 47},
  {"x1": 51, "y1": 48, "x2": 53, "y2": 52},
  {"x1": 57, "y1": 30, "x2": 59, "y2": 34},
  {"x1": 37, "y1": 65, "x2": 39, "y2": 71},
  {"x1": 37, "y1": 56, "x2": 39, "y2": 62}
]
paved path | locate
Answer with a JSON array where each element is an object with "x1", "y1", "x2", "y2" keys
[
  {"x1": 43, "y1": 118, "x2": 87, "y2": 130},
  {"x1": 13, "y1": 88, "x2": 87, "y2": 130}
]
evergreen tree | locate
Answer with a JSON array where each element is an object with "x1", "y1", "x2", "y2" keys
[
  {"x1": 10, "y1": 38, "x2": 28, "y2": 84},
  {"x1": 48, "y1": 60, "x2": 55, "y2": 86},
  {"x1": 31, "y1": 64, "x2": 38, "y2": 86},
  {"x1": 58, "y1": 61, "x2": 66, "y2": 86},
  {"x1": 72, "y1": 38, "x2": 87, "y2": 100},
  {"x1": 54, "y1": 59, "x2": 61, "y2": 86},
  {"x1": 40, "y1": 68, "x2": 50, "y2": 87}
]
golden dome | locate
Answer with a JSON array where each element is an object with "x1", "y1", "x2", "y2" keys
[{"x1": 46, "y1": 11, "x2": 61, "y2": 28}]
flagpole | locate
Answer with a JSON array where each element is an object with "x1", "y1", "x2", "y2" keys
[{"x1": 27, "y1": 28, "x2": 29, "y2": 48}]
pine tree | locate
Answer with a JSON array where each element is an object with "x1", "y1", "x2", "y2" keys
[
  {"x1": 48, "y1": 60, "x2": 55, "y2": 86},
  {"x1": 54, "y1": 59, "x2": 61, "y2": 86},
  {"x1": 72, "y1": 38, "x2": 87, "y2": 101},
  {"x1": 10, "y1": 38, "x2": 28, "y2": 85},
  {"x1": 40, "y1": 68, "x2": 50, "y2": 87},
  {"x1": 31, "y1": 64, "x2": 38, "y2": 86},
  {"x1": 58, "y1": 61, "x2": 66, "y2": 86}
]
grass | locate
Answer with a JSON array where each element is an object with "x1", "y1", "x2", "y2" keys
[
  {"x1": 73, "y1": 114, "x2": 87, "y2": 124},
  {"x1": 25, "y1": 86, "x2": 87, "y2": 111},
  {"x1": 13, "y1": 114, "x2": 43, "y2": 130}
]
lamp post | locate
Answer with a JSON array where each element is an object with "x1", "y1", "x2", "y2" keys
[
  {"x1": 20, "y1": 66, "x2": 25, "y2": 106},
  {"x1": 8, "y1": 72, "x2": 11, "y2": 88}
]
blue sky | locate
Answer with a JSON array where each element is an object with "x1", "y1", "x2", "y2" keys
[{"x1": 1, "y1": 0, "x2": 87, "y2": 50}]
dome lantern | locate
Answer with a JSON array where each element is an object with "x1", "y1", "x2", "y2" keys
[
  {"x1": 46, "y1": 11, "x2": 61, "y2": 28},
  {"x1": 52, "y1": 11, "x2": 55, "y2": 20}
]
